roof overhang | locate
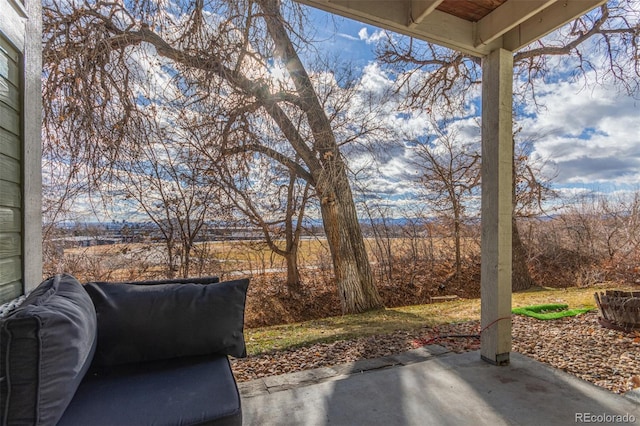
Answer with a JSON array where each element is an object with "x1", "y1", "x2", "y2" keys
[{"x1": 295, "y1": 0, "x2": 608, "y2": 56}]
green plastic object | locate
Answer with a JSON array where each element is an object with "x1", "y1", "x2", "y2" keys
[{"x1": 511, "y1": 303, "x2": 593, "y2": 320}]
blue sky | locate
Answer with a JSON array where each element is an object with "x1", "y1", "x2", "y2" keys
[
  {"x1": 58, "y1": 4, "x2": 640, "y2": 222},
  {"x1": 301, "y1": 6, "x2": 640, "y2": 210}
]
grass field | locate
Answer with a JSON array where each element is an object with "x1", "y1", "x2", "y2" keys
[
  {"x1": 243, "y1": 284, "x2": 619, "y2": 355},
  {"x1": 60, "y1": 238, "x2": 637, "y2": 358},
  {"x1": 62, "y1": 235, "x2": 470, "y2": 279}
]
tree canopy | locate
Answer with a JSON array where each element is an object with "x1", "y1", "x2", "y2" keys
[{"x1": 43, "y1": 0, "x2": 386, "y2": 313}]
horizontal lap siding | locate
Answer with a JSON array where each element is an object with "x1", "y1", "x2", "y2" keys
[{"x1": 0, "y1": 36, "x2": 22, "y2": 303}]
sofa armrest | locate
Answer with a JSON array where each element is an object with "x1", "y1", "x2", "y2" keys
[
  {"x1": 0, "y1": 274, "x2": 97, "y2": 426},
  {"x1": 85, "y1": 278, "x2": 249, "y2": 367}
]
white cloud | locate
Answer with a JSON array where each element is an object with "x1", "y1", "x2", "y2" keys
[
  {"x1": 338, "y1": 32, "x2": 360, "y2": 41},
  {"x1": 519, "y1": 76, "x2": 640, "y2": 188},
  {"x1": 358, "y1": 62, "x2": 392, "y2": 94},
  {"x1": 358, "y1": 27, "x2": 387, "y2": 44},
  {"x1": 358, "y1": 27, "x2": 369, "y2": 41}
]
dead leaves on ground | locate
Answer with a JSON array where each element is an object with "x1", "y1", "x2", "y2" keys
[{"x1": 232, "y1": 312, "x2": 640, "y2": 395}]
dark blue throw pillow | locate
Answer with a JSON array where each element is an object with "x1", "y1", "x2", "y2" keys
[
  {"x1": 85, "y1": 278, "x2": 249, "y2": 366},
  {"x1": 0, "y1": 274, "x2": 97, "y2": 426}
]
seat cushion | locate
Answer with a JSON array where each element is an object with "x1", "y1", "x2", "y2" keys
[
  {"x1": 0, "y1": 274, "x2": 97, "y2": 426},
  {"x1": 58, "y1": 355, "x2": 242, "y2": 426},
  {"x1": 85, "y1": 278, "x2": 249, "y2": 366}
]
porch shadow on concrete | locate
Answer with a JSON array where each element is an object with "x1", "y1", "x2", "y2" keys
[{"x1": 239, "y1": 346, "x2": 639, "y2": 426}]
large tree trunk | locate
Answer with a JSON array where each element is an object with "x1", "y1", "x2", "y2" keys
[
  {"x1": 259, "y1": 0, "x2": 383, "y2": 314},
  {"x1": 284, "y1": 245, "x2": 301, "y2": 294},
  {"x1": 284, "y1": 170, "x2": 308, "y2": 295},
  {"x1": 318, "y1": 169, "x2": 384, "y2": 314}
]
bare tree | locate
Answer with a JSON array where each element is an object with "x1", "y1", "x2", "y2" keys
[
  {"x1": 375, "y1": 1, "x2": 638, "y2": 290},
  {"x1": 43, "y1": 0, "x2": 383, "y2": 313},
  {"x1": 107, "y1": 117, "x2": 223, "y2": 278},
  {"x1": 622, "y1": 191, "x2": 640, "y2": 262},
  {"x1": 375, "y1": 1, "x2": 639, "y2": 109},
  {"x1": 409, "y1": 119, "x2": 481, "y2": 284},
  {"x1": 406, "y1": 120, "x2": 554, "y2": 291},
  {"x1": 360, "y1": 201, "x2": 396, "y2": 283},
  {"x1": 41, "y1": 151, "x2": 92, "y2": 273},
  {"x1": 511, "y1": 131, "x2": 558, "y2": 290},
  {"x1": 212, "y1": 152, "x2": 311, "y2": 293}
]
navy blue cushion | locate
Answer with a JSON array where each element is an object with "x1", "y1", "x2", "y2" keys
[
  {"x1": 58, "y1": 355, "x2": 242, "y2": 426},
  {"x1": 85, "y1": 278, "x2": 249, "y2": 366},
  {"x1": 0, "y1": 274, "x2": 97, "y2": 426}
]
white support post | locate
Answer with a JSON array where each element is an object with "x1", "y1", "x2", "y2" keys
[
  {"x1": 480, "y1": 48, "x2": 513, "y2": 365},
  {"x1": 24, "y1": 0, "x2": 43, "y2": 292}
]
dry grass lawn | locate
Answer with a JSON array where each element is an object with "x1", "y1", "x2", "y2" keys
[{"x1": 244, "y1": 283, "x2": 625, "y2": 355}]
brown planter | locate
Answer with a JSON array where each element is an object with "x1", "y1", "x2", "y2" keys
[{"x1": 594, "y1": 290, "x2": 640, "y2": 331}]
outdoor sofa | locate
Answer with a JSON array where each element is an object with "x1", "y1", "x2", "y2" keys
[{"x1": 1, "y1": 273, "x2": 249, "y2": 426}]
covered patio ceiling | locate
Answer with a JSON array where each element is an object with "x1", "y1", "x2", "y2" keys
[
  {"x1": 295, "y1": 0, "x2": 607, "y2": 365},
  {"x1": 296, "y1": 0, "x2": 607, "y2": 57}
]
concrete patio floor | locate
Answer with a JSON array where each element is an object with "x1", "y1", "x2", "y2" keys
[{"x1": 239, "y1": 346, "x2": 639, "y2": 425}]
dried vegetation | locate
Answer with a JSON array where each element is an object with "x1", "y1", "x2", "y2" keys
[
  {"x1": 45, "y1": 203, "x2": 640, "y2": 395},
  {"x1": 233, "y1": 311, "x2": 640, "y2": 395}
]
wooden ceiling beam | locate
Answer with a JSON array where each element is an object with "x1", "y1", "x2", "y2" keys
[
  {"x1": 475, "y1": 0, "x2": 558, "y2": 47},
  {"x1": 296, "y1": 0, "x2": 495, "y2": 56},
  {"x1": 319, "y1": 0, "x2": 410, "y2": 28},
  {"x1": 503, "y1": 0, "x2": 607, "y2": 51},
  {"x1": 410, "y1": 9, "x2": 502, "y2": 56},
  {"x1": 295, "y1": 0, "x2": 607, "y2": 57},
  {"x1": 408, "y1": 0, "x2": 446, "y2": 28}
]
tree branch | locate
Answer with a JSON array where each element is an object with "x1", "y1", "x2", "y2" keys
[{"x1": 223, "y1": 144, "x2": 314, "y2": 184}]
